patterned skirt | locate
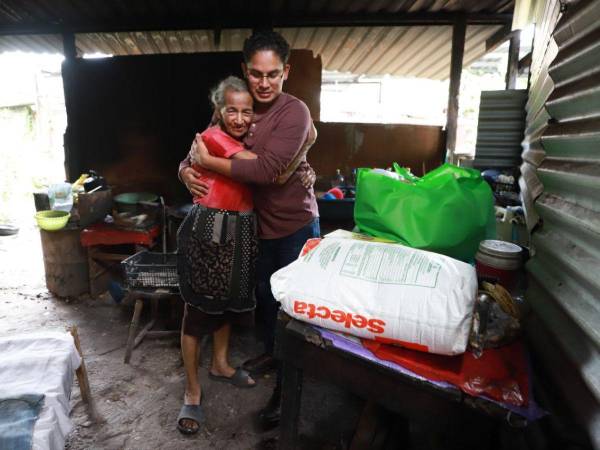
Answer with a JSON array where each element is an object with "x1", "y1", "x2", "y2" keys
[{"x1": 177, "y1": 204, "x2": 258, "y2": 314}]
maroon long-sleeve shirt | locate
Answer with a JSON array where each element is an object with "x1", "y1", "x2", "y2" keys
[{"x1": 179, "y1": 93, "x2": 319, "y2": 239}]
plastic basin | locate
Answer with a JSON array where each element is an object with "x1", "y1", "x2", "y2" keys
[{"x1": 35, "y1": 210, "x2": 70, "y2": 231}]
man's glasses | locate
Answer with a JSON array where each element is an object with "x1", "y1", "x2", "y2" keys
[{"x1": 246, "y1": 69, "x2": 284, "y2": 84}]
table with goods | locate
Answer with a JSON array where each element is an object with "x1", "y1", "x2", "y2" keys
[{"x1": 271, "y1": 164, "x2": 544, "y2": 449}]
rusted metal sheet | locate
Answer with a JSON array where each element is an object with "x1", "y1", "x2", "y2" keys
[
  {"x1": 473, "y1": 89, "x2": 527, "y2": 169},
  {"x1": 309, "y1": 121, "x2": 445, "y2": 188},
  {"x1": 523, "y1": 0, "x2": 600, "y2": 447}
]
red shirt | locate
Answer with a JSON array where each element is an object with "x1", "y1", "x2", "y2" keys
[{"x1": 193, "y1": 126, "x2": 253, "y2": 212}]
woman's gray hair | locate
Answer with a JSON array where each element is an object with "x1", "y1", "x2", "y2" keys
[{"x1": 210, "y1": 76, "x2": 250, "y2": 111}]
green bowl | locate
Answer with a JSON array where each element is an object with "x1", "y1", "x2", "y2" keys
[{"x1": 35, "y1": 210, "x2": 70, "y2": 231}]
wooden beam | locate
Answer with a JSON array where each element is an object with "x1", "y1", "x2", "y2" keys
[
  {"x1": 506, "y1": 30, "x2": 521, "y2": 89},
  {"x1": 69, "y1": 325, "x2": 102, "y2": 423},
  {"x1": 69, "y1": 326, "x2": 92, "y2": 404},
  {"x1": 62, "y1": 33, "x2": 76, "y2": 60},
  {"x1": 0, "y1": 12, "x2": 512, "y2": 36},
  {"x1": 485, "y1": 24, "x2": 513, "y2": 52},
  {"x1": 445, "y1": 14, "x2": 467, "y2": 164},
  {"x1": 518, "y1": 51, "x2": 532, "y2": 74}
]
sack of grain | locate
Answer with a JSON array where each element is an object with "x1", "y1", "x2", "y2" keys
[{"x1": 271, "y1": 231, "x2": 478, "y2": 355}]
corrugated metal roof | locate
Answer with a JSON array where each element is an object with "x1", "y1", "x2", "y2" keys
[
  {"x1": 0, "y1": 26, "x2": 504, "y2": 80},
  {"x1": 522, "y1": 0, "x2": 600, "y2": 446},
  {"x1": 0, "y1": 0, "x2": 512, "y2": 80},
  {"x1": 0, "y1": 0, "x2": 515, "y2": 32},
  {"x1": 473, "y1": 89, "x2": 527, "y2": 168}
]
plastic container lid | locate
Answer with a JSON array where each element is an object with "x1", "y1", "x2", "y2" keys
[{"x1": 475, "y1": 240, "x2": 523, "y2": 270}]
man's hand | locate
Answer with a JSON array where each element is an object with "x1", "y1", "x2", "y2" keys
[
  {"x1": 181, "y1": 166, "x2": 209, "y2": 197},
  {"x1": 300, "y1": 166, "x2": 316, "y2": 189},
  {"x1": 191, "y1": 133, "x2": 211, "y2": 168},
  {"x1": 275, "y1": 122, "x2": 318, "y2": 185}
]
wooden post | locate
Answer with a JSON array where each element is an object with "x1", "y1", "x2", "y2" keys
[
  {"x1": 61, "y1": 33, "x2": 76, "y2": 181},
  {"x1": 62, "y1": 33, "x2": 76, "y2": 60},
  {"x1": 69, "y1": 326, "x2": 103, "y2": 423},
  {"x1": 124, "y1": 297, "x2": 144, "y2": 364},
  {"x1": 506, "y1": 30, "x2": 521, "y2": 89},
  {"x1": 445, "y1": 14, "x2": 467, "y2": 164},
  {"x1": 69, "y1": 326, "x2": 92, "y2": 404}
]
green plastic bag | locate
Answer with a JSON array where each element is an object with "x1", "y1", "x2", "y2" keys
[{"x1": 354, "y1": 163, "x2": 495, "y2": 262}]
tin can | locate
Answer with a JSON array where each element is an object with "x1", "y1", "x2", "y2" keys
[{"x1": 475, "y1": 240, "x2": 523, "y2": 290}]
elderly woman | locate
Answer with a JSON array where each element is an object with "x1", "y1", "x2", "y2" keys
[{"x1": 176, "y1": 76, "x2": 258, "y2": 435}]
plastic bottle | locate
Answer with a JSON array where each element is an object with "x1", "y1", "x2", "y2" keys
[{"x1": 331, "y1": 169, "x2": 345, "y2": 188}]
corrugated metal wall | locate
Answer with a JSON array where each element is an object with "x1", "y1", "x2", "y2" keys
[
  {"x1": 521, "y1": 0, "x2": 600, "y2": 447},
  {"x1": 473, "y1": 89, "x2": 528, "y2": 169}
]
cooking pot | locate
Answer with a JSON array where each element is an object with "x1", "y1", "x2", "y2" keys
[{"x1": 113, "y1": 192, "x2": 159, "y2": 214}]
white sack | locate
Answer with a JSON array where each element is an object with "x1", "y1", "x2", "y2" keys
[{"x1": 271, "y1": 232, "x2": 478, "y2": 355}]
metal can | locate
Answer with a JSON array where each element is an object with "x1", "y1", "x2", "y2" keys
[{"x1": 475, "y1": 240, "x2": 523, "y2": 290}]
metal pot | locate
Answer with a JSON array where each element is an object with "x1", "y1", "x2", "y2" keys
[{"x1": 113, "y1": 192, "x2": 159, "y2": 214}]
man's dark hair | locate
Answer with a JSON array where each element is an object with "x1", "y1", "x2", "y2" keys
[{"x1": 243, "y1": 30, "x2": 291, "y2": 64}]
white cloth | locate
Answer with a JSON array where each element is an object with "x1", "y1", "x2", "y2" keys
[{"x1": 0, "y1": 331, "x2": 82, "y2": 450}]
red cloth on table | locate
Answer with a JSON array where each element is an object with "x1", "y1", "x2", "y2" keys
[
  {"x1": 192, "y1": 126, "x2": 253, "y2": 212},
  {"x1": 362, "y1": 339, "x2": 529, "y2": 407},
  {"x1": 80, "y1": 223, "x2": 159, "y2": 247}
]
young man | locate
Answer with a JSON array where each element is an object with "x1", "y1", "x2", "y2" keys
[{"x1": 179, "y1": 30, "x2": 320, "y2": 429}]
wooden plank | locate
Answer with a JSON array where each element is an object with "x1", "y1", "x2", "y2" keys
[
  {"x1": 518, "y1": 51, "x2": 532, "y2": 74},
  {"x1": 69, "y1": 326, "x2": 91, "y2": 404},
  {"x1": 350, "y1": 401, "x2": 389, "y2": 450},
  {"x1": 90, "y1": 252, "x2": 129, "y2": 261},
  {"x1": 486, "y1": 24, "x2": 513, "y2": 52},
  {"x1": 279, "y1": 361, "x2": 304, "y2": 450},
  {"x1": 445, "y1": 14, "x2": 467, "y2": 164},
  {"x1": 69, "y1": 326, "x2": 102, "y2": 423},
  {"x1": 506, "y1": 30, "x2": 521, "y2": 89},
  {"x1": 279, "y1": 316, "x2": 529, "y2": 424},
  {"x1": 278, "y1": 324, "x2": 462, "y2": 423},
  {"x1": 62, "y1": 32, "x2": 76, "y2": 59},
  {"x1": 124, "y1": 298, "x2": 144, "y2": 364}
]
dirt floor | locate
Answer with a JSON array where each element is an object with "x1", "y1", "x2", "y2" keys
[{"x1": 0, "y1": 226, "x2": 362, "y2": 450}]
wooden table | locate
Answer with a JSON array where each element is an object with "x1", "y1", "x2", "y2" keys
[
  {"x1": 275, "y1": 314, "x2": 530, "y2": 449},
  {"x1": 80, "y1": 223, "x2": 160, "y2": 297}
]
